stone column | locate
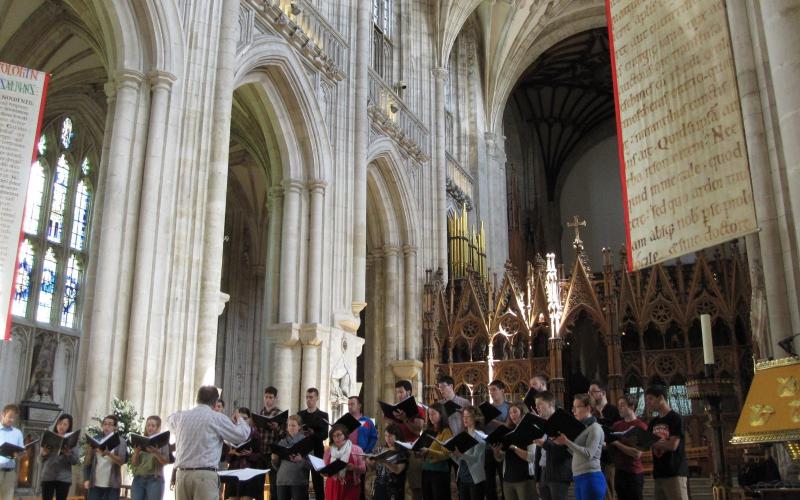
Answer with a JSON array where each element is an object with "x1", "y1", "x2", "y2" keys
[
  {"x1": 82, "y1": 70, "x2": 144, "y2": 423},
  {"x1": 351, "y1": 0, "x2": 371, "y2": 314},
  {"x1": 754, "y1": 0, "x2": 800, "y2": 350},
  {"x1": 403, "y1": 245, "x2": 419, "y2": 359},
  {"x1": 383, "y1": 246, "x2": 400, "y2": 400},
  {"x1": 548, "y1": 337, "x2": 566, "y2": 405},
  {"x1": 194, "y1": 0, "x2": 240, "y2": 389},
  {"x1": 279, "y1": 180, "x2": 304, "y2": 323},
  {"x1": 306, "y1": 181, "x2": 327, "y2": 324},
  {"x1": 265, "y1": 186, "x2": 283, "y2": 326},
  {"x1": 432, "y1": 68, "x2": 449, "y2": 281},
  {"x1": 124, "y1": 71, "x2": 176, "y2": 413},
  {"x1": 484, "y1": 132, "x2": 510, "y2": 271},
  {"x1": 727, "y1": 0, "x2": 796, "y2": 359},
  {"x1": 300, "y1": 325, "x2": 325, "y2": 399},
  {"x1": 267, "y1": 324, "x2": 300, "y2": 411}
]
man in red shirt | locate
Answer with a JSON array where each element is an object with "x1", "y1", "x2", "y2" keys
[
  {"x1": 609, "y1": 395, "x2": 648, "y2": 500},
  {"x1": 391, "y1": 380, "x2": 426, "y2": 499}
]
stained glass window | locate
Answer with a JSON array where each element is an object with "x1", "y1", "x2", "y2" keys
[
  {"x1": 71, "y1": 180, "x2": 91, "y2": 250},
  {"x1": 37, "y1": 247, "x2": 57, "y2": 322},
  {"x1": 60, "y1": 117, "x2": 73, "y2": 149},
  {"x1": 13, "y1": 116, "x2": 96, "y2": 332},
  {"x1": 61, "y1": 254, "x2": 81, "y2": 328},
  {"x1": 24, "y1": 161, "x2": 45, "y2": 234},
  {"x1": 12, "y1": 240, "x2": 35, "y2": 317}
]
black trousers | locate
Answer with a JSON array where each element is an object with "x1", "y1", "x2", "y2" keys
[
  {"x1": 614, "y1": 470, "x2": 643, "y2": 500},
  {"x1": 276, "y1": 484, "x2": 309, "y2": 500},
  {"x1": 310, "y1": 469, "x2": 324, "y2": 500},
  {"x1": 484, "y1": 449, "x2": 501, "y2": 500},
  {"x1": 421, "y1": 470, "x2": 450, "y2": 500},
  {"x1": 457, "y1": 480, "x2": 485, "y2": 500},
  {"x1": 41, "y1": 481, "x2": 71, "y2": 500}
]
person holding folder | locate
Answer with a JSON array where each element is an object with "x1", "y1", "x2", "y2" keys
[
  {"x1": 451, "y1": 406, "x2": 486, "y2": 500},
  {"x1": 131, "y1": 416, "x2": 170, "y2": 500},
  {"x1": 533, "y1": 392, "x2": 572, "y2": 500},
  {"x1": 366, "y1": 423, "x2": 408, "y2": 500},
  {"x1": 271, "y1": 415, "x2": 310, "y2": 500},
  {"x1": 298, "y1": 388, "x2": 329, "y2": 500},
  {"x1": 223, "y1": 408, "x2": 264, "y2": 500},
  {"x1": 39, "y1": 413, "x2": 79, "y2": 500},
  {"x1": 83, "y1": 414, "x2": 128, "y2": 500},
  {"x1": 490, "y1": 402, "x2": 536, "y2": 500},
  {"x1": 259, "y1": 386, "x2": 286, "y2": 500},
  {"x1": 435, "y1": 374, "x2": 469, "y2": 434},
  {"x1": 609, "y1": 396, "x2": 647, "y2": 500},
  {"x1": 418, "y1": 403, "x2": 452, "y2": 500},
  {"x1": 322, "y1": 424, "x2": 366, "y2": 500},
  {"x1": 552, "y1": 394, "x2": 605, "y2": 500},
  {"x1": 0, "y1": 404, "x2": 24, "y2": 500}
]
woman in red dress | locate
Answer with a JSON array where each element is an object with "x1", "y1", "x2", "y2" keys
[{"x1": 322, "y1": 424, "x2": 366, "y2": 500}]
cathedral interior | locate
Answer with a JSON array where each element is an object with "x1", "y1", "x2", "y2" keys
[{"x1": 1, "y1": 0, "x2": 800, "y2": 498}]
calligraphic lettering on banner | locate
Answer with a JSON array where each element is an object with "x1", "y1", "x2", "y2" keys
[{"x1": 606, "y1": 0, "x2": 757, "y2": 270}]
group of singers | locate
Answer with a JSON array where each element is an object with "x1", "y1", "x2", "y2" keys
[{"x1": 0, "y1": 372, "x2": 690, "y2": 500}]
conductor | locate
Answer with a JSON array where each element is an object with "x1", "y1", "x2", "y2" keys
[{"x1": 168, "y1": 386, "x2": 250, "y2": 500}]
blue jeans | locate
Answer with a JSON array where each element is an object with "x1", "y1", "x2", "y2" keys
[
  {"x1": 132, "y1": 475, "x2": 165, "y2": 500},
  {"x1": 574, "y1": 471, "x2": 606, "y2": 500},
  {"x1": 88, "y1": 487, "x2": 121, "y2": 500}
]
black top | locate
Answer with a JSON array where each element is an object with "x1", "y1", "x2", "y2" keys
[
  {"x1": 503, "y1": 447, "x2": 532, "y2": 483},
  {"x1": 598, "y1": 404, "x2": 621, "y2": 465},
  {"x1": 648, "y1": 410, "x2": 688, "y2": 478},
  {"x1": 298, "y1": 409, "x2": 329, "y2": 457},
  {"x1": 535, "y1": 439, "x2": 572, "y2": 484}
]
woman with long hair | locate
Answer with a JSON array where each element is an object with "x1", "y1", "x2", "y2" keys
[
  {"x1": 40, "y1": 413, "x2": 79, "y2": 500},
  {"x1": 490, "y1": 402, "x2": 537, "y2": 500},
  {"x1": 418, "y1": 402, "x2": 452, "y2": 500},
  {"x1": 452, "y1": 406, "x2": 486, "y2": 500}
]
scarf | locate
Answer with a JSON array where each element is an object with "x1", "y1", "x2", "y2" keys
[{"x1": 330, "y1": 439, "x2": 353, "y2": 479}]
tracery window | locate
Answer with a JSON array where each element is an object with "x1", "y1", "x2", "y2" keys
[
  {"x1": 12, "y1": 117, "x2": 95, "y2": 331},
  {"x1": 371, "y1": 0, "x2": 393, "y2": 82}
]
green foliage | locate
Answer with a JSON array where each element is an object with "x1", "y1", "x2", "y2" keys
[{"x1": 82, "y1": 397, "x2": 144, "y2": 465}]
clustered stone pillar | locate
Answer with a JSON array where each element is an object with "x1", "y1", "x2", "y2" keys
[
  {"x1": 432, "y1": 67, "x2": 449, "y2": 281},
  {"x1": 403, "y1": 245, "x2": 418, "y2": 359},
  {"x1": 124, "y1": 70, "x2": 176, "y2": 413},
  {"x1": 279, "y1": 180, "x2": 304, "y2": 323},
  {"x1": 383, "y1": 245, "x2": 400, "y2": 401},
  {"x1": 83, "y1": 70, "x2": 144, "y2": 422},
  {"x1": 306, "y1": 181, "x2": 327, "y2": 324}
]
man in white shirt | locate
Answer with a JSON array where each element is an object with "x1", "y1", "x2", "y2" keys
[
  {"x1": 0, "y1": 404, "x2": 23, "y2": 500},
  {"x1": 168, "y1": 386, "x2": 250, "y2": 500}
]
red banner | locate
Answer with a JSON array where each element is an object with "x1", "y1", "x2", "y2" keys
[{"x1": 0, "y1": 62, "x2": 49, "y2": 341}]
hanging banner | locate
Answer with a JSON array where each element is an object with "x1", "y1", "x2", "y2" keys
[
  {"x1": 0, "y1": 62, "x2": 49, "y2": 340},
  {"x1": 606, "y1": 0, "x2": 758, "y2": 271}
]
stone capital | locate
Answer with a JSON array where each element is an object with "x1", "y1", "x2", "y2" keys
[
  {"x1": 103, "y1": 81, "x2": 117, "y2": 103},
  {"x1": 383, "y1": 244, "x2": 401, "y2": 257},
  {"x1": 148, "y1": 70, "x2": 177, "y2": 91},
  {"x1": 282, "y1": 178, "x2": 305, "y2": 193},
  {"x1": 402, "y1": 245, "x2": 418, "y2": 257},
  {"x1": 300, "y1": 323, "x2": 330, "y2": 346},
  {"x1": 390, "y1": 359, "x2": 423, "y2": 380},
  {"x1": 432, "y1": 67, "x2": 449, "y2": 81},
  {"x1": 266, "y1": 322, "x2": 300, "y2": 346},
  {"x1": 307, "y1": 180, "x2": 327, "y2": 193},
  {"x1": 114, "y1": 69, "x2": 145, "y2": 91}
]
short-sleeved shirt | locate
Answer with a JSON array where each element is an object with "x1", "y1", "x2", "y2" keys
[
  {"x1": 611, "y1": 419, "x2": 647, "y2": 474},
  {"x1": 0, "y1": 425, "x2": 23, "y2": 469},
  {"x1": 648, "y1": 410, "x2": 688, "y2": 478}
]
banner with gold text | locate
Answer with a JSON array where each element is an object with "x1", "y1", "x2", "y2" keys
[
  {"x1": 606, "y1": 0, "x2": 758, "y2": 271},
  {"x1": 0, "y1": 62, "x2": 49, "y2": 340}
]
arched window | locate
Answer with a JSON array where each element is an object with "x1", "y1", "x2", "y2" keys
[
  {"x1": 371, "y1": 0, "x2": 393, "y2": 82},
  {"x1": 12, "y1": 117, "x2": 96, "y2": 331}
]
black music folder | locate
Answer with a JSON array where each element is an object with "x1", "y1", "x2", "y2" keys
[
  {"x1": 41, "y1": 430, "x2": 80, "y2": 450},
  {"x1": 378, "y1": 397, "x2": 420, "y2": 421},
  {"x1": 439, "y1": 431, "x2": 479, "y2": 454},
  {"x1": 251, "y1": 411, "x2": 288, "y2": 429},
  {"x1": 478, "y1": 401, "x2": 502, "y2": 423},
  {"x1": 271, "y1": 437, "x2": 315, "y2": 459},
  {"x1": 87, "y1": 433, "x2": 121, "y2": 451},
  {"x1": 129, "y1": 430, "x2": 170, "y2": 450}
]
